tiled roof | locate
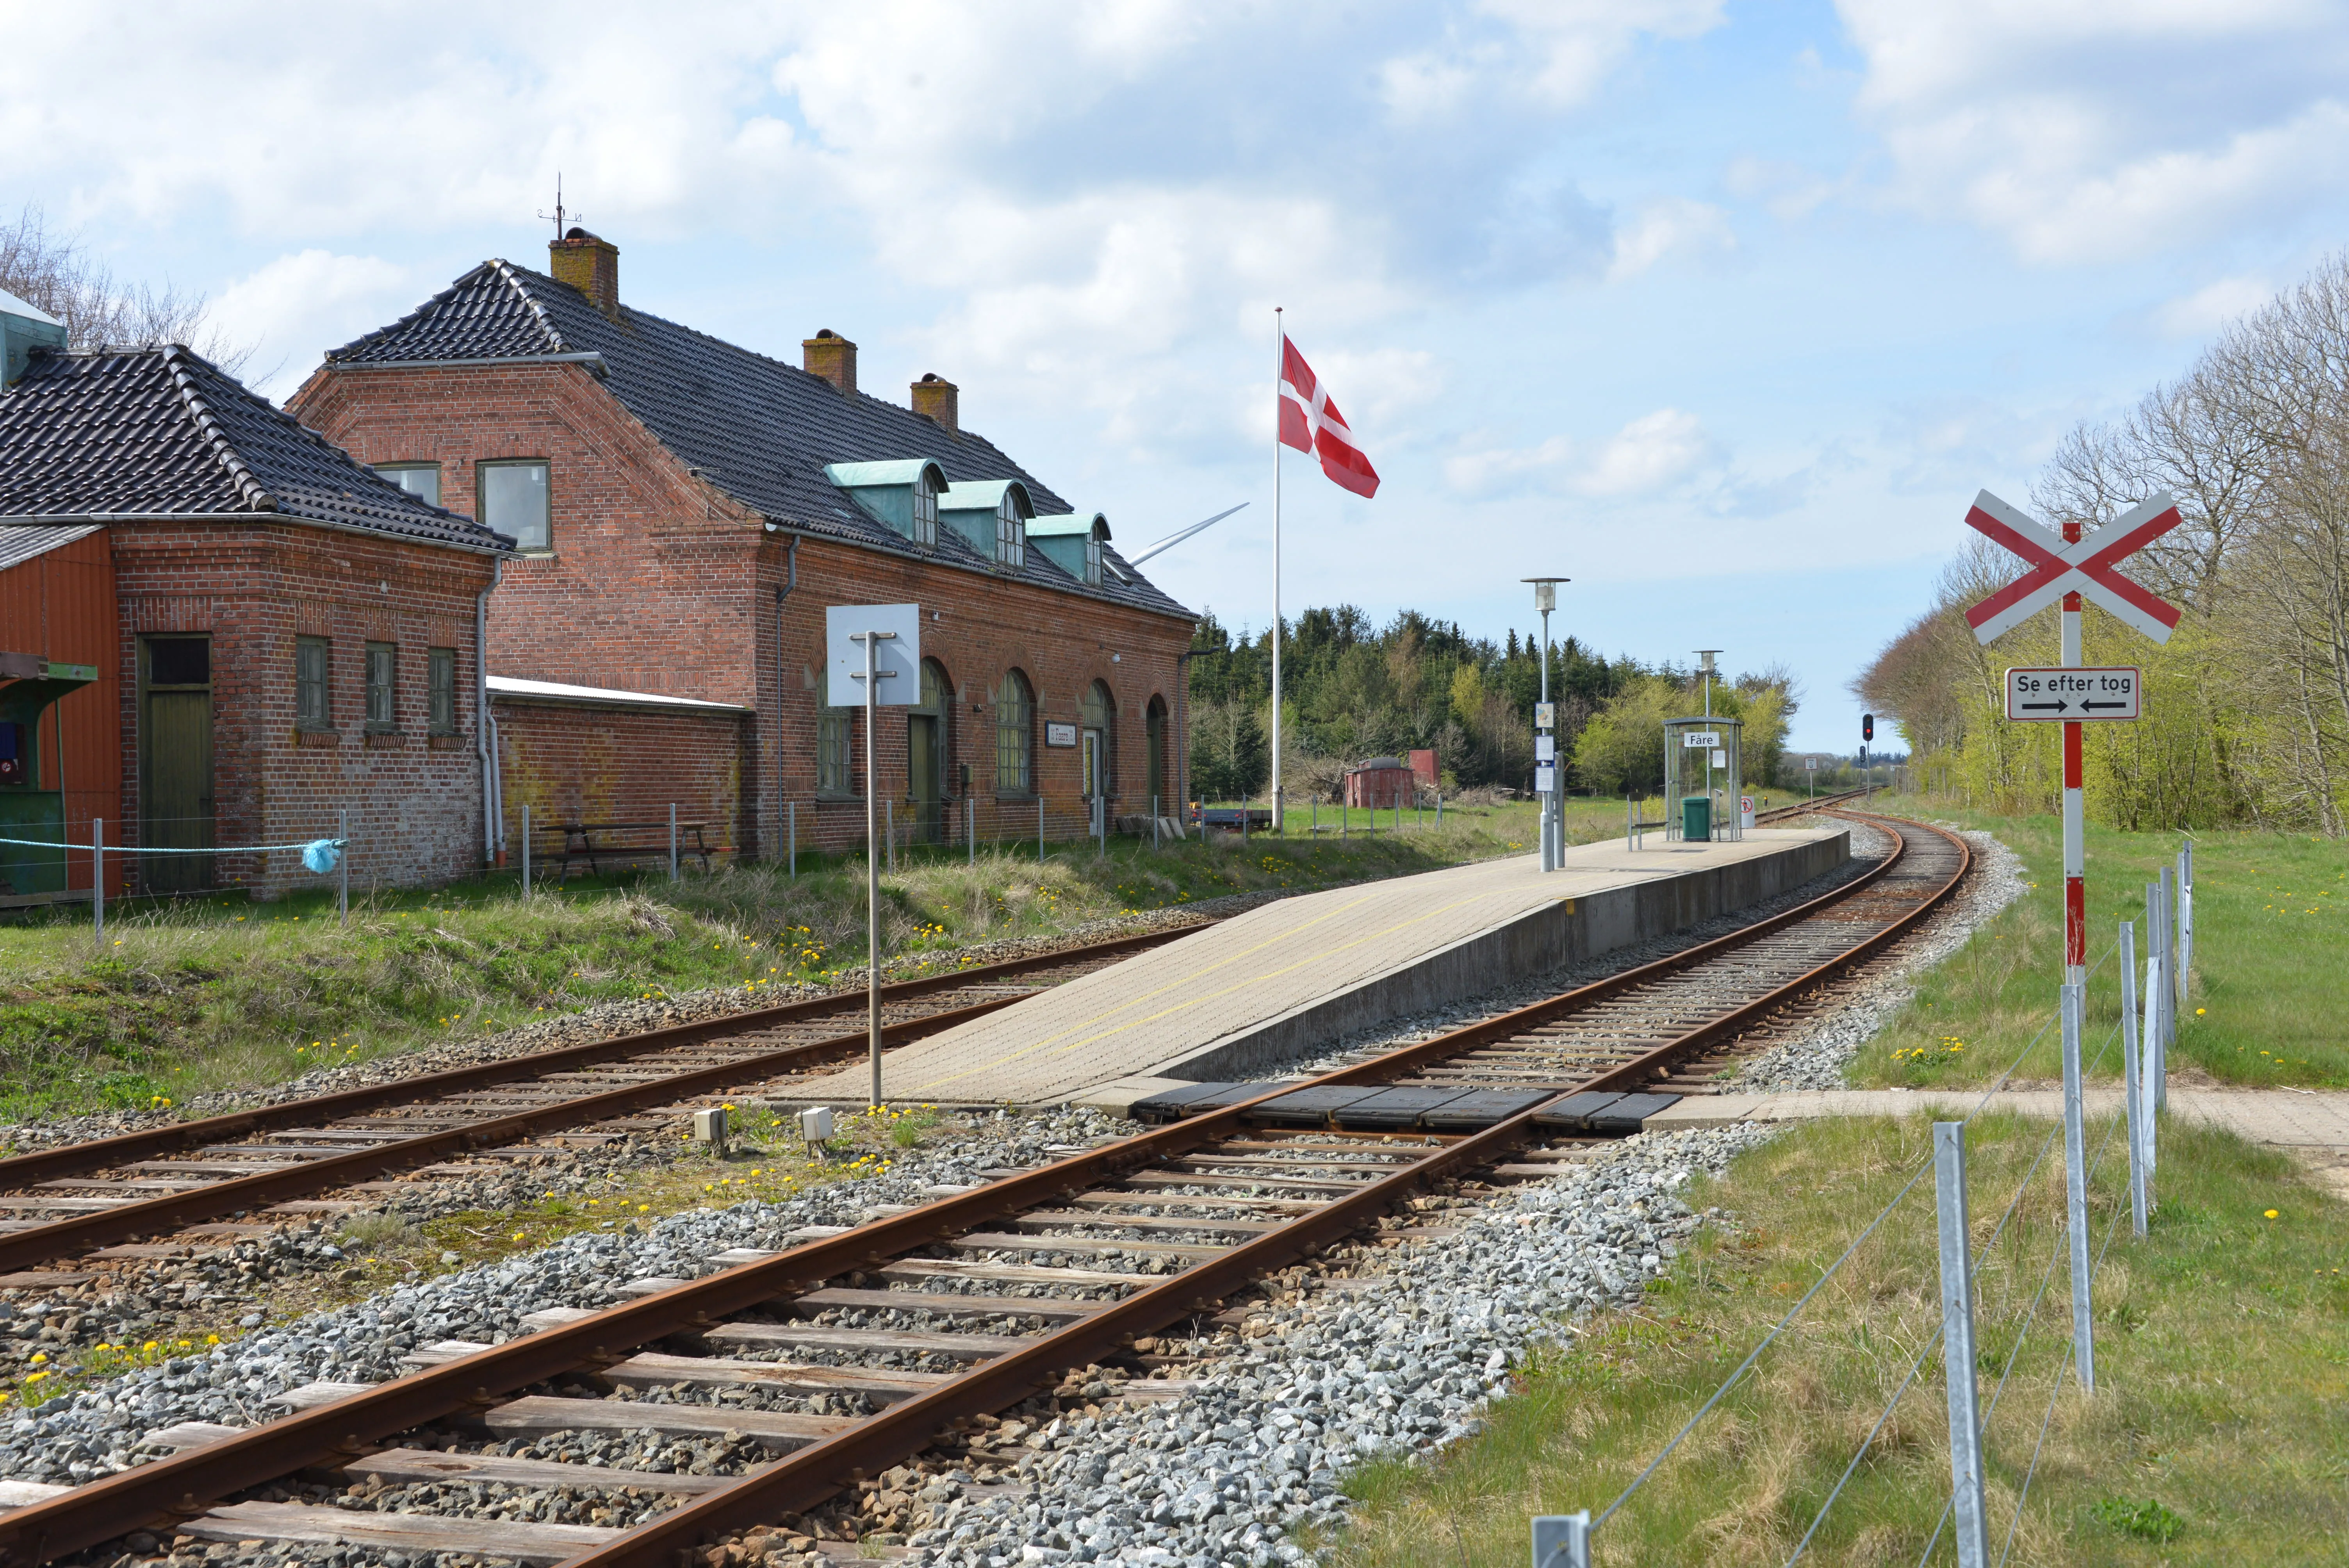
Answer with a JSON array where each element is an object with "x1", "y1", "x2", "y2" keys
[
  {"x1": 0, "y1": 346, "x2": 511, "y2": 552},
  {"x1": 327, "y1": 260, "x2": 1194, "y2": 619}
]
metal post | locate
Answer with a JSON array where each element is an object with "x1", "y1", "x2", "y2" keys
[
  {"x1": 1312, "y1": 798, "x2": 1317, "y2": 836},
  {"x1": 2163, "y1": 861, "x2": 2182, "y2": 1051},
  {"x1": 91, "y1": 818, "x2": 103, "y2": 945},
  {"x1": 2149, "y1": 877, "x2": 2170, "y2": 1113},
  {"x1": 788, "y1": 801, "x2": 797, "y2": 880},
  {"x1": 1935, "y1": 1121, "x2": 1991, "y2": 1568},
  {"x1": 1626, "y1": 796, "x2": 1634, "y2": 851},
  {"x1": 669, "y1": 803, "x2": 679, "y2": 882},
  {"x1": 1530, "y1": 1511, "x2": 1589, "y2": 1568},
  {"x1": 886, "y1": 799, "x2": 895, "y2": 874},
  {"x1": 1153, "y1": 795, "x2": 1161, "y2": 852},
  {"x1": 968, "y1": 795, "x2": 976, "y2": 865},
  {"x1": 2120, "y1": 921, "x2": 2146, "y2": 1238},
  {"x1": 1038, "y1": 795, "x2": 1045, "y2": 863},
  {"x1": 337, "y1": 808, "x2": 349, "y2": 925},
  {"x1": 2178, "y1": 841, "x2": 2194, "y2": 989},
  {"x1": 861, "y1": 633, "x2": 883, "y2": 1109},
  {"x1": 1242, "y1": 802, "x2": 1249, "y2": 845},
  {"x1": 2061, "y1": 981, "x2": 2095, "y2": 1393},
  {"x1": 521, "y1": 804, "x2": 531, "y2": 899},
  {"x1": 1436, "y1": 792, "x2": 1443, "y2": 829}
]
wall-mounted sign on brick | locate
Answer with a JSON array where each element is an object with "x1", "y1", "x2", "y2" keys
[{"x1": 1045, "y1": 721, "x2": 1078, "y2": 747}]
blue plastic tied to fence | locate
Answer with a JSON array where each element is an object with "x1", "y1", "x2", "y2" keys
[{"x1": 301, "y1": 839, "x2": 342, "y2": 874}]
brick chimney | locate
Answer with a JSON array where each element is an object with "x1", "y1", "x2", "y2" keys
[
  {"x1": 911, "y1": 371, "x2": 959, "y2": 434},
  {"x1": 802, "y1": 328, "x2": 857, "y2": 394},
  {"x1": 549, "y1": 227, "x2": 620, "y2": 320}
]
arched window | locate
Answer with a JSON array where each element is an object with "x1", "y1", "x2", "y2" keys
[
  {"x1": 911, "y1": 470, "x2": 938, "y2": 548},
  {"x1": 996, "y1": 490, "x2": 1026, "y2": 570},
  {"x1": 995, "y1": 669, "x2": 1034, "y2": 794}
]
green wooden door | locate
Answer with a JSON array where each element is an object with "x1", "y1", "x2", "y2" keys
[
  {"x1": 141, "y1": 638, "x2": 214, "y2": 893},
  {"x1": 908, "y1": 715, "x2": 942, "y2": 843}
]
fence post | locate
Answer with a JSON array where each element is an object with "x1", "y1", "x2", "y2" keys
[
  {"x1": 1934, "y1": 1121, "x2": 1991, "y2": 1568},
  {"x1": 1436, "y1": 791, "x2": 1443, "y2": 829},
  {"x1": 1153, "y1": 795, "x2": 1161, "y2": 852},
  {"x1": 669, "y1": 803, "x2": 679, "y2": 882},
  {"x1": 1627, "y1": 796, "x2": 1634, "y2": 851},
  {"x1": 968, "y1": 795, "x2": 976, "y2": 865},
  {"x1": 2142, "y1": 942, "x2": 2163, "y2": 1203},
  {"x1": 1529, "y1": 1511, "x2": 1589, "y2": 1568},
  {"x1": 2178, "y1": 840, "x2": 2194, "y2": 990},
  {"x1": 337, "y1": 808, "x2": 349, "y2": 926},
  {"x1": 1242, "y1": 800, "x2": 1250, "y2": 845},
  {"x1": 1312, "y1": 798, "x2": 1317, "y2": 836},
  {"x1": 788, "y1": 802, "x2": 797, "y2": 880},
  {"x1": 2158, "y1": 864, "x2": 2177, "y2": 1061},
  {"x1": 2060, "y1": 982, "x2": 2096, "y2": 1391},
  {"x1": 92, "y1": 818, "x2": 104, "y2": 945},
  {"x1": 521, "y1": 804, "x2": 531, "y2": 900},
  {"x1": 2121, "y1": 921, "x2": 2146, "y2": 1237},
  {"x1": 2148, "y1": 877, "x2": 2169, "y2": 1114},
  {"x1": 1038, "y1": 795, "x2": 1045, "y2": 864},
  {"x1": 885, "y1": 799, "x2": 895, "y2": 873}
]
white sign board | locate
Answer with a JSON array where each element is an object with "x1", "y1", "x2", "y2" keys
[
  {"x1": 2004, "y1": 666, "x2": 2140, "y2": 722},
  {"x1": 1045, "y1": 722, "x2": 1078, "y2": 748},
  {"x1": 1806, "y1": 757, "x2": 1818, "y2": 770},
  {"x1": 1682, "y1": 731, "x2": 1720, "y2": 748},
  {"x1": 825, "y1": 604, "x2": 921, "y2": 707},
  {"x1": 1535, "y1": 764, "x2": 1556, "y2": 792},
  {"x1": 1711, "y1": 749, "x2": 1726, "y2": 769},
  {"x1": 1535, "y1": 735, "x2": 1555, "y2": 762},
  {"x1": 1534, "y1": 702, "x2": 1556, "y2": 729}
]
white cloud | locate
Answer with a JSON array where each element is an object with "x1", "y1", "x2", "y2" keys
[
  {"x1": 2151, "y1": 273, "x2": 2274, "y2": 338},
  {"x1": 210, "y1": 251, "x2": 413, "y2": 400},
  {"x1": 1836, "y1": 0, "x2": 2349, "y2": 262},
  {"x1": 1608, "y1": 198, "x2": 1735, "y2": 280},
  {"x1": 1576, "y1": 408, "x2": 1716, "y2": 495}
]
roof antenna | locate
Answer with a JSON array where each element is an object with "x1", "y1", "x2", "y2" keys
[{"x1": 536, "y1": 174, "x2": 581, "y2": 239}]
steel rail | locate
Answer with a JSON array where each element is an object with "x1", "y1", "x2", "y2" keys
[
  {"x1": 0, "y1": 812, "x2": 1968, "y2": 1567},
  {"x1": 0, "y1": 994, "x2": 1032, "y2": 1275},
  {"x1": 0, "y1": 924, "x2": 1208, "y2": 1191}
]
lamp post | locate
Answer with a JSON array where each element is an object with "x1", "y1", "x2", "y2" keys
[
  {"x1": 1695, "y1": 649, "x2": 1722, "y2": 831},
  {"x1": 1524, "y1": 577, "x2": 1569, "y2": 871}
]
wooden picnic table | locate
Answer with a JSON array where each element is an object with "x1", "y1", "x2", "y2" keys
[{"x1": 544, "y1": 820, "x2": 714, "y2": 881}]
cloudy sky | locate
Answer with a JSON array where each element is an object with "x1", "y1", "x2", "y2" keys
[{"x1": 10, "y1": 0, "x2": 2347, "y2": 751}]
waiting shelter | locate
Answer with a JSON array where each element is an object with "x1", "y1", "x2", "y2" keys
[{"x1": 1664, "y1": 715, "x2": 1742, "y2": 844}]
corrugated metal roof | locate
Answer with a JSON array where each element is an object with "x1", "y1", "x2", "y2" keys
[
  {"x1": 327, "y1": 261, "x2": 1194, "y2": 620},
  {"x1": 0, "y1": 522, "x2": 101, "y2": 573}
]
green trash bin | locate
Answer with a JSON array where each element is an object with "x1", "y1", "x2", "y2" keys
[{"x1": 1681, "y1": 795, "x2": 1711, "y2": 842}]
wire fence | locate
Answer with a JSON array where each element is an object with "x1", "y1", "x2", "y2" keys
[{"x1": 1539, "y1": 836, "x2": 2196, "y2": 1567}]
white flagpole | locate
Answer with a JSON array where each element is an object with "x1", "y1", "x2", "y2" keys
[{"x1": 1271, "y1": 306, "x2": 1283, "y2": 834}]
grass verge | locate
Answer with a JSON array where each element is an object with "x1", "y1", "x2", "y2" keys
[
  {"x1": 1845, "y1": 794, "x2": 2344, "y2": 1089},
  {"x1": 1322, "y1": 1113, "x2": 2349, "y2": 1566},
  {"x1": 0, "y1": 800, "x2": 1578, "y2": 1120}
]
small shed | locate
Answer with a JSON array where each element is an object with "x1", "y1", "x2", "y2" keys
[
  {"x1": 1407, "y1": 748, "x2": 1438, "y2": 790},
  {"x1": 1344, "y1": 756, "x2": 1416, "y2": 809}
]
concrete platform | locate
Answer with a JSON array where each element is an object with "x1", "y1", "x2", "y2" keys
[{"x1": 791, "y1": 827, "x2": 1846, "y2": 1110}]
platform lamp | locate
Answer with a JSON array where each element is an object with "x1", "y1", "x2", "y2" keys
[
  {"x1": 1524, "y1": 577, "x2": 1569, "y2": 871},
  {"x1": 1695, "y1": 649, "x2": 1723, "y2": 825}
]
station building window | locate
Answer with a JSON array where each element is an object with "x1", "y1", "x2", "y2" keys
[
  {"x1": 480, "y1": 460, "x2": 551, "y2": 552},
  {"x1": 295, "y1": 636, "x2": 331, "y2": 730},
  {"x1": 996, "y1": 669, "x2": 1034, "y2": 794}
]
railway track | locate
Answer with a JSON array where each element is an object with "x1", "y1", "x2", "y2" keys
[
  {"x1": 0, "y1": 807, "x2": 1967, "y2": 1567},
  {"x1": 0, "y1": 927, "x2": 1207, "y2": 1283}
]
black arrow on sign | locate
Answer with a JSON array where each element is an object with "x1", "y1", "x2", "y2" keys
[
  {"x1": 2019, "y1": 700, "x2": 2069, "y2": 713},
  {"x1": 2082, "y1": 700, "x2": 2131, "y2": 711}
]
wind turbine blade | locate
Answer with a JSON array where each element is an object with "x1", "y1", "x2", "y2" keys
[{"x1": 1124, "y1": 503, "x2": 1250, "y2": 567}]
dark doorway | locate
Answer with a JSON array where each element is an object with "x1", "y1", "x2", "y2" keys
[
  {"x1": 1145, "y1": 696, "x2": 1168, "y2": 814},
  {"x1": 908, "y1": 658, "x2": 950, "y2": 843},
  {"x1": 140, "y1": 635, "x2": 213, "y2": 892}
]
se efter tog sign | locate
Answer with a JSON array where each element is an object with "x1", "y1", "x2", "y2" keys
[{"x1": 2005, "y1": 667, "x2": 2141, "y2": 722}]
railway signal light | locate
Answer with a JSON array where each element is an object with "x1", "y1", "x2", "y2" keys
[{"x1": 1862, "y1": 713, "x2": 1875, "y2": 743}]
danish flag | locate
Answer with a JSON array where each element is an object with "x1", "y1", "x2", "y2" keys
[{"x1": 1278, "y1": 336, "x2": 1379, "y2": 499}]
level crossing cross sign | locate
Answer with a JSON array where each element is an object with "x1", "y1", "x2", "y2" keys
[{"x1": 1962, "y1": 487, "x2": 2185, "y2": 984}]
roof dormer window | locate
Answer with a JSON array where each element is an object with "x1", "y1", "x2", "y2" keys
[
  {"x1": 911, "y1": 470, "x2": 937, "y2": 548},
  {"x1": 996, "y1": 491, "x2": 1025, "y2": 570},
  {"x1": 1024, "y1": 512, "x2": 1110, "y2": 586}
]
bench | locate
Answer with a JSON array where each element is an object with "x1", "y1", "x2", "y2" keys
[{"x1": 542, "y1": 820, "x2": 715, "y2": 881}]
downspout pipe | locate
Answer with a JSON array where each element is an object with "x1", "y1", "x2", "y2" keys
[
  {"x1": 769, "y1": 527, "x2": 798, "y2": 863},
  {"x1": 478, "y1": 558, "x2": 504, "y2": 866}
]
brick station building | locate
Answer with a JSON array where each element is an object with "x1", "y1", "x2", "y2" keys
[
  {"x1": 291, "y1": 229, "x2": 1198, "y2": 861},
  {"x1": 0, "y1": 330, "x2": 514, "y2": 900}
]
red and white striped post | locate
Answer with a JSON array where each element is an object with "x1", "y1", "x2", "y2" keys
[{"x1": 2060, "y1": 519, "x2": 2085, "y2": 985}]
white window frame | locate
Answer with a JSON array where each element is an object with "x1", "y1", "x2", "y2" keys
[
  {"x1": 996, "y1": 493, "x2": 1025, "y2": 570},
  {"x1": 911, "y1": 473, "x2": 938, "y2": 547},
  {"x1": 479, "y1": 459, "x2": 552, "y2": 553}
]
